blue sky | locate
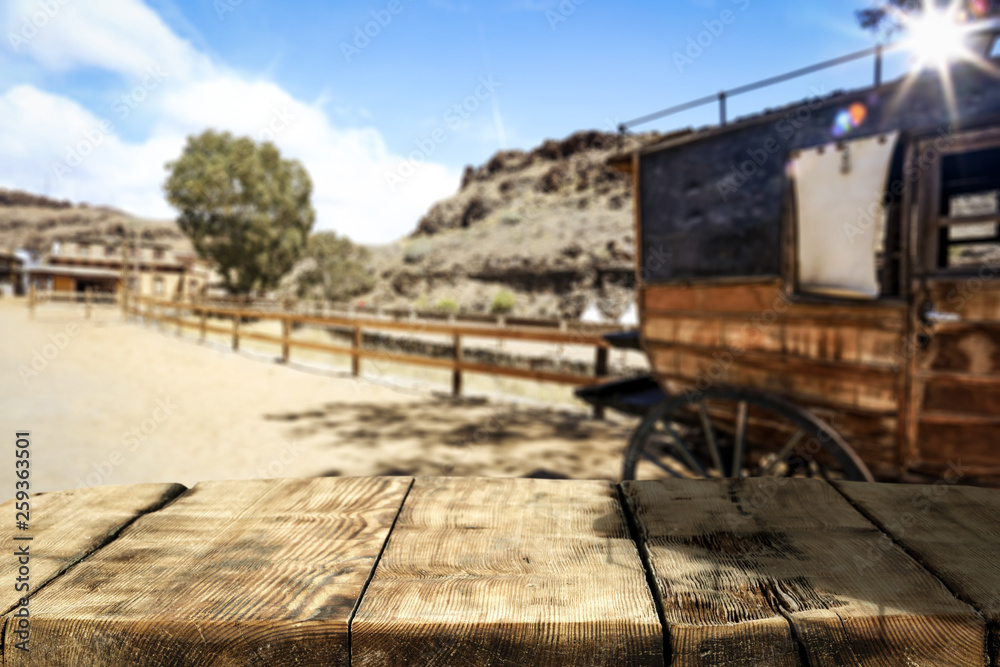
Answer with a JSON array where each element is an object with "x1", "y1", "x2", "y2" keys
[{"x1": 0, "y1": 0, "x2": 906, "y2": 243}]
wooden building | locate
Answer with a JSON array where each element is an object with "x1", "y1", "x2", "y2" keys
[{"x1": 26, "y1": 236, "x2": 213, "y2": 299}]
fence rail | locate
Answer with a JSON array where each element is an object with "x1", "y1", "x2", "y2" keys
[
  {"x1": 27, "y1": 285, "x2": 117, "y2": 319},
  {"x1": 26, "y1": 290, "x2": 627, "y2": 416},
  {"x1": 123, "y1": 295, "x2": 621, "y2": 417},
  {"x1": 194, "y1": 295, "x2": 627, "y2": 334}
]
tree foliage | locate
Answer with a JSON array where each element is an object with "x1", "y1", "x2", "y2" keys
[
  {"x1": 164, "y1": 130, "x2": 315, "y2": 295},
  {"x1": 296, "y1": 231, "x2": 375, "y2": 302}
]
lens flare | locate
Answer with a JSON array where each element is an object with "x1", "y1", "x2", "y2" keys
[{"x1": 831, "y1": 103, "x2": 868, "y2": 137}]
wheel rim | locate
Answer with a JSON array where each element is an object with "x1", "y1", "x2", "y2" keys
[{"x1": 622, "y1": 386, "x2": 874, "y2": 482}]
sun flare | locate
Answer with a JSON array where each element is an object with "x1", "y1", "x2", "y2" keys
[{"x1": 904, "y1": 6, "x2": 974, "y2": 67}]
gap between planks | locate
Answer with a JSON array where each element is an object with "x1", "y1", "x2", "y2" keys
[
  {"x1": 0, "y1": 484, "x2": 187, "y2": 661},
  {"x1": 616, "y1": 483, "x2": 670, "y2": 661},
  {"x1": 346, "y1": 477, "x2": 415, "y2": 667},
  {"x1": 826, "y1": 480, "x2": 997, "y2": 667}
]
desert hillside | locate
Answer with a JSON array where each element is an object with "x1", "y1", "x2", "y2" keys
[
  {"x1": 0, "y1": 189, "x2": 188, "y2": 258},
  {"x1": 365, "y1": 130, "x2": 659, "y2": 320}
]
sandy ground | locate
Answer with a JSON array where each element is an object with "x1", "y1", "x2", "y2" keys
[{"x1": 0, "y1": 298, "x2": 639, "y2": 495}]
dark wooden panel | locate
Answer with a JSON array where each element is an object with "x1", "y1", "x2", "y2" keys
[
  {"x1": 5, "y1": 477, "x2": 411, "y2": 667},
  {"x1": 640, "y1": 131, "x2": 786, "y2": 282},
  {"x1": 921, "y1": 375, "x2": 1000, "y2": 415},
  {"x1": 625, "y1": 478, "x2": 986, "y2": 667},
  {"x1": 914, "y1": 420, "x2": 1000, "y2": 468},
  {"x1": 352, "y1": 477, "x2": 664, "y2": 666}
]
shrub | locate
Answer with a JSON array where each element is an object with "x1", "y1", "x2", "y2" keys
[
  {"x1": 499, "y1": 212, "x2": 521, "y2": 226},
  {"x1": 435, "y1": 297, "x2": 459, "y2": 313},
  {"x1": 404, "y1": 239, "x2": 432, "y2": 264},
  {"x1": 490, "y1": 290, "x2": 515, "y2": 314}
]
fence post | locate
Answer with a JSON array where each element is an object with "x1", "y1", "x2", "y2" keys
[
  {"x1": 199, "y1": 307, "x2": 207, "y2": 343},
  {"x1": 85, "y1": 288, "x2": 92, "y2": 319},
  {"x1": 593, "y1": 346, "x2": 609, "y2": 420},
  {"x1": 452, "y1": 333, "x2": 463, "y2": 397},
  {"x1": 352, "y1": 326, "x2": 362, "y2": 376},
  {"x1": 281, "y1": 316, "x2": 291, "y2": 363},
  {"x1": 232, "y1": 313, "x2": 240, "y2": 351}
]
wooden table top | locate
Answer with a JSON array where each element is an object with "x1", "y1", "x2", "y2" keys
[{"x1": 2, "y1": 476, "x2": 997, "y2": 666}]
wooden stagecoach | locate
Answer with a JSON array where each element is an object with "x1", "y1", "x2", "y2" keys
[{"x1": 580, "y1": 26, "x2": 1000, "y2": 485}]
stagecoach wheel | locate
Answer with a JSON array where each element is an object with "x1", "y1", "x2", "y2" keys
[{"x1": 622, "y1": 386, "x2": 874, "y2": 482}]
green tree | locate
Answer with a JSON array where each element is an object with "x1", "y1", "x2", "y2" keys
[
  {"x1": 164, "y1": 130, "x2": 315, "y2": 295},
  {"x1": 296, "y1": 231, "x2": 375, "y2": 302}
]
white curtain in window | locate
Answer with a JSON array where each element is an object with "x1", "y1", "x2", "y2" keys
[{"x1": 792, "y1": 132, "x2": 898, "y2": 299}]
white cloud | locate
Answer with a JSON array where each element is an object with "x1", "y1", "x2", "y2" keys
[{"x1": 0, "y1": 0, "x2": 460, "y2": 244}]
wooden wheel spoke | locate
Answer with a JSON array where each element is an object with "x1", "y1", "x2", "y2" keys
[
  {"x1": 698, "y1": 401, "x2": 724, "y2": 478},
  {"x1": 731, "y1": 401, "x2": 748, "y2": 478},
  {"x1": 759, "y1": 429, "x2": 805, "y2": 476},
  {"x1": 622, "y1": 388, "x2": 872, "y2": 482},
  {"x1": 659, "y1": 421, "x2": 710, "y2": 478},
  {"x1": 639, "y1": 450, "x2": 685, "y2": 478}
]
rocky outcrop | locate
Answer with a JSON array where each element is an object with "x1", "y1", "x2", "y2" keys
[{"x1": 369, "y1": 129, "x2": 659, "y2": 321}]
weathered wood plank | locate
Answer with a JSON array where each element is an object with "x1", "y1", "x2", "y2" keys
[
  {"x1": 648, "y1": 344, "x2": 900, "y2": 413},
  {"x1": 352, "y1": 477, "x2": 664, "y2": 666},
  {"x1": 624, "y1": 478, "x2": 985, "y2": 666},
  {"x1": 642, "y1": 283, "x2": 908, "y2": 322},
  {"x1": 836, "y1": 480, "x2": 1000, "y2": 666},
  {"x1": 0, "y1": 483, "x2": 185, "y2": 615},
  {"x1": 4, "y1": 477, "x2": 411, "y2": 666}
]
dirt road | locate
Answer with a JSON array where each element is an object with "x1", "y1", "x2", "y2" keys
[{"x1": 0, "y1": 298, "x2": 636, "y2": 494}]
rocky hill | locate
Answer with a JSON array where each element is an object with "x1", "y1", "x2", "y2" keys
[
  {"x1": 0, "y1": 189, "x2": 188, "y2": 257},
  {"x1": 366, "y1": 129, "x2": 659, "y2": 321}
]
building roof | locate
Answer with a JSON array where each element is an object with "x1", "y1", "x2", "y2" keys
[
  {"x1": 27, "y1": 265, "x2": 122, "y2": 279},
  {"x1": 609, "y1": 52, "x2": 1000, "y2": 173},
  {"x1": 0, "y1": 249, "x2": 24, "y2": 265}
]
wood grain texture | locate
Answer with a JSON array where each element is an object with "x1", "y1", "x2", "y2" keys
[
  {"x1": 5, "y1": 477, "x2": 411, "y2": 667},
  {"x1": 836, "y1": 481, "x2": 1000, "y2": 666},
  {"x1": 351, "y1": 477, "x2": 664, "y2": 666},
  {"x1": 0, "y1": 483, "x2": 185, "y2": 613},
  {"x1": 623, "y1": 478, "x2": 985, "y2": 666}
]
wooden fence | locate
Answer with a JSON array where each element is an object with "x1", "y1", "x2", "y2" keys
[
  {"x1": 26, "y1": 286, "x2": 116, "y2": 320},
  {"x1": 123, "y1": 295, "x2": 619, "y2": 416},
  {"x1": 198, "y1": 294, "x2": 627, "y2": 332}
]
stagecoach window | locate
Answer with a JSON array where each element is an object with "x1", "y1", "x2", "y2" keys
[
  {"x1": 792, "y1": 133, "x2": 899, "y2": 299},
  {"x1": 935, "y1": 147, "x2": 1000, "y2": 271}
]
